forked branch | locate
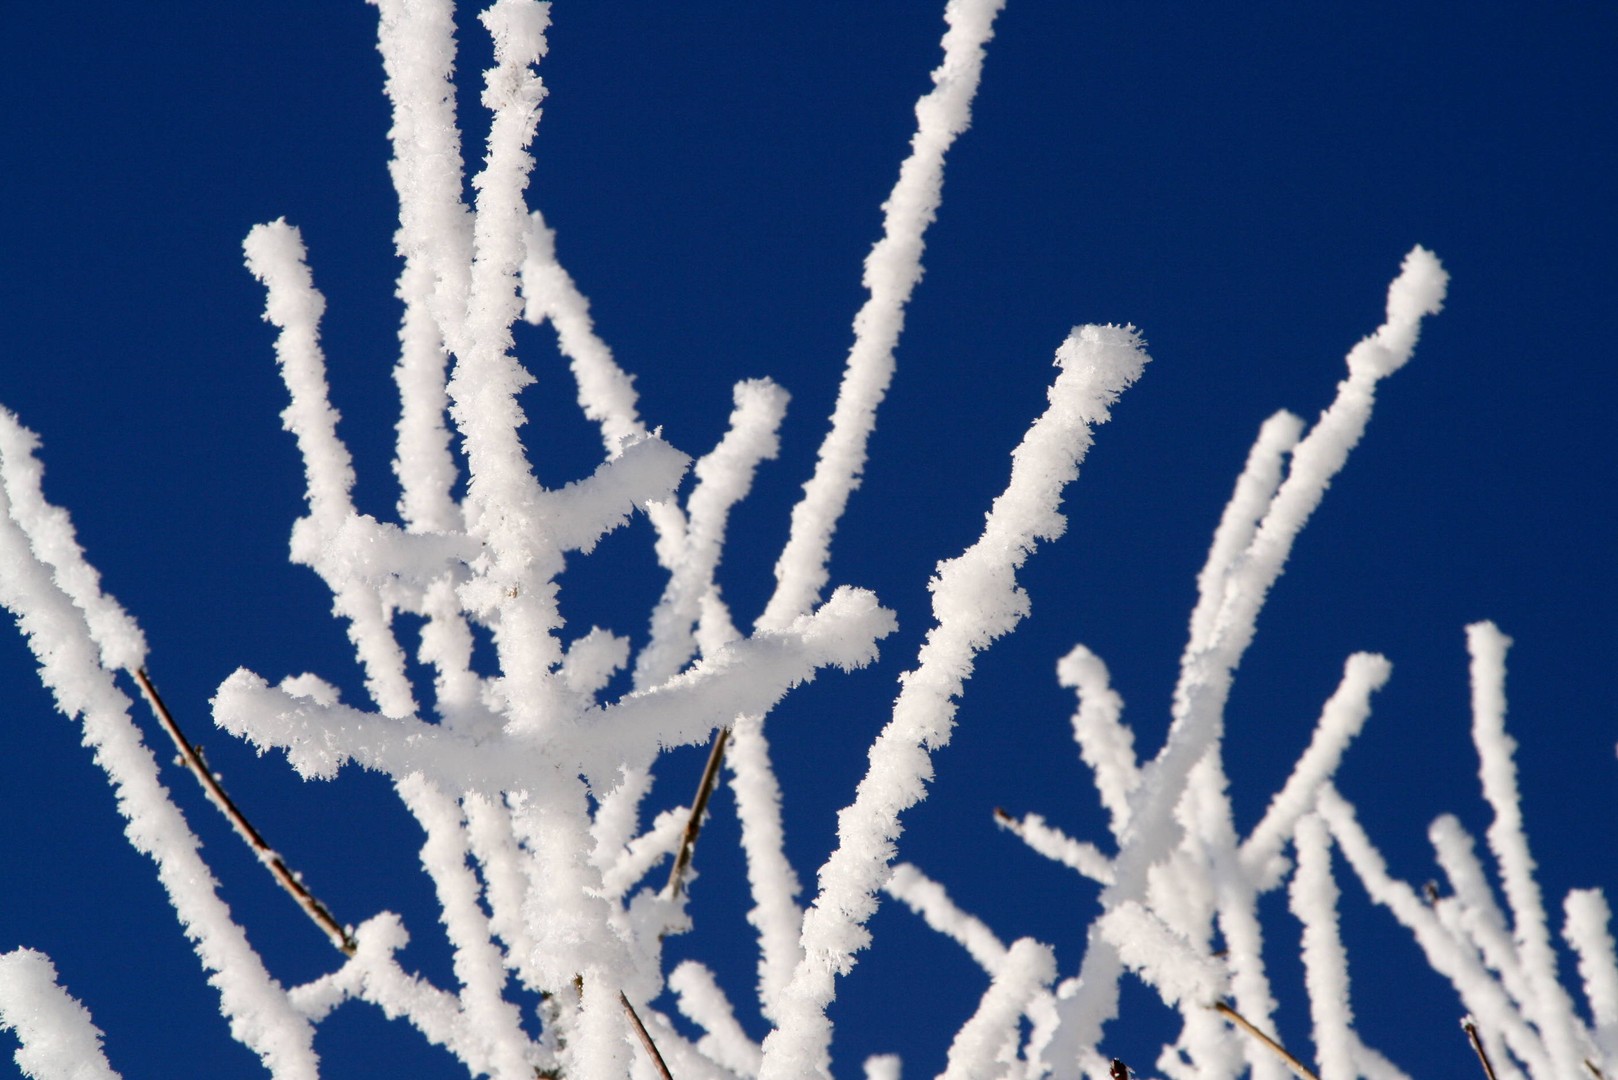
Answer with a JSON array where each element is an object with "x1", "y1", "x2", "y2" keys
[{"x1": 132, "y1": 667, "x2": 356, "y2": 955}]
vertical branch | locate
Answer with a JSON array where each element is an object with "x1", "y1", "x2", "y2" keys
[
  {"x1": 761, "y1": 327, "x2": 1149, "y2": 1080},
  {"x1": 1057, "y1": 645, "x2": 1138, "y2": 841},
  {"x1": 1059, "y1": 249, "x2": 1447, "y2": 1060},
  {"x1": 757, "y1": 0, "x2": 1010, "y2": 632},
  {"x1": 1565, "y1": 889, "x2": 1618, "y2": 1063},
  {"x1": 727, "y1": 713, "x2": 804, "y2": 1026},
  {"x1": 1467, "y1": 621, "x2": 1583, "y2": 1075},
  {"x1": 1289, "y1": 813, "x2": 1355, "y2": 1080},
  {"x1": 1318, "y1": 786, "x2": 1553, "y2": 1076},
  {"x1": 243, "y1": 220, "x2": 417, "y2": 719},
  {"x1": 397, "y1": 774, "x2": 535, "y2": 1079},
  {"x1": 636, "y1": 379, "x2": 788, "y2": 690},
  {"x1": 373, "y1": 0, "x2": 469, "y2": 534}
]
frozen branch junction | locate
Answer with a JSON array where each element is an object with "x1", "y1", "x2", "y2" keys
[{"x1": 0, "y1": 2, "x2": 1612, "y2": 1078}]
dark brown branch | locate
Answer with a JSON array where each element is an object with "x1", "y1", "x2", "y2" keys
[
  {"x1": 1587, "y1": 1060, "x2": 1607, "y2": 1079},
  {"x1": 132, "y1": 667, "x2": 356, "y2": 955},
  {"x1": 664, "y1": 725, "x2": 730, "y2": 899},
  {"x1": 620, "y1": 991, "x2": 674, "y2": 1080},
  {"x1": 1211, "y1": 1001, "x2": 1319, "y2": 1080},
  {"x1": 1461, "y1": 1018, "x2": 1500, "y2": 1080}
]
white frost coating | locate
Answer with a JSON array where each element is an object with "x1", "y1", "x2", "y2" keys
[
  {"x1": 538, "y1": 436, "x2": 691, "y2": 556},
  {"x1": 290, "y1": 914, "x2": 485, "y2": 1065},
  {"x1": 1097, "y1": 902, "x2": 1224, "y2": 1009},
  {"x1": 884, "y1": 863, "x2": 1010, "y2": 976},
  {"x1": 637, "y1": 379, "x2": 790, "y2": 689},
  {"x1": 1287, "y1": 814, "x2": 1354, "y2": 1080},
  {"x1": 372, "y1": 0, "x2": 472, "y2": 533},
  {"x1": 728, "y1": 713, "x2": 805, "y2": 1026},
  {"x1": 0, "y1": 484, "x2": 318, "y2": 1078},
  {"x1": 1318, "y1": 786, "x2": 1550, "y2": 1077},
  {"x1": 864, "y1": 1054, "x2": 902, "y2": 1080},
  {"x1": 372, "y1": 0, "x2": 473, "y2": 321},
  {"x1": 1179, "y1": 757, "x2": 1281, "y2": 1080},
  {"x1": 995, "y1": 811, "x2": 1114, "y2": 884},
  {"x1": 760, "y1": 326, "x2": 1148, "y2": 1080},
  {"x1": 1466, "y1": 622, "x2": 1583, "y2": 1076},
  {"x1": 1206, "y1": 246, "x2": 1446, "y2": 669},
  {"x1": 7, "y1": 0, "x2": 1590, "y2": 1075},
  {"x1": 758, "y1": 0, "x2": 1008, "y2": 631},
  {"x1": 1429, "y1": 815, "x2": 1533, "y2": 1017},
  {"x1": 1058, "y1": 250, "x2": 1446, "y2": 1061},
  {"x1": 1242, "y1": 652, "x2": 1390, "y2": 887},
  {"x1": 520, "y1": 210, "x2": 646, "y2": 454},
  {"x1": 444, "y1": 0, "x2": 549, "y2": 497},
  {"x1": 601, "y1": 806, "x2": 683, "y2": 899},
  {"x1": 562, "y1": 627, "x2": 632, "y2": 698},
  {"x1": 1056, "y1": 645, "x2": 1137, "y2": 839},
  {"x1": 0, "y1": 949, "x2": 120, "y2": 1080},
  {"x1": 1565, "y1": 890, "x2": 1618, "y2": 1060},
  {"x1": 215, "y1": 587, "x2": 894, "y2": 790},
  {"x1": 594, "y1": 586, "x2": 897, "y2": 778},
  {"x1": 670, "y1": 962, "x2": 765, "y2": 1077},
  {"x1": 242, "y1": 220, "x2": 357, "y2": 527},
  {"x1": 0, "y1": 412, "x2": 146, "y2": 673},
  {"x1": 938, "y1": 938, "x2": 1055, "y2": 1080},
  {"x1": 397, "y1": 775, "x2": 537, "y2": 1079},
  {"x1": 244, "y1": 220, "x2": 417, "y2": 719},
  {"x1": 1346, "y1": 246, "x2": 1449, "y2": 379},
  {"x1": 1185, "y1": 410, "x2": 1302, "y2": 657},
  {"x1": 576, "y1": 972, "x2": 631, "y2": 1080},
  {"x1": 462, "y1": 793, "x2": 541, "y2": 989}
]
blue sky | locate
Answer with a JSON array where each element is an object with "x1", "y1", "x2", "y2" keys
[{"x1": 0, "y1": 3, "x2": 1614, "y2": 1077}]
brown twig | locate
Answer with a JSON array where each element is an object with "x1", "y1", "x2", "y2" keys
[
  {"x1": 1461, "y1": 1018, "x2": 1499, "y2": 1080},
  {"x1": 664, "y1": 726, "x2": 730, "y2": 899},
  {"x1": 1587, "y1": 1060, "x2": 1607, "y2": 1079},
  {"x1": 1211, "y1": 1001, "x2": 1319, "y2": 1080},
  {"x1": 132, "y1": 667, "x2": 356, "y2": 955},
  {"x1": 620, "y1": 991, "x2": 674, "y2": 1080}
]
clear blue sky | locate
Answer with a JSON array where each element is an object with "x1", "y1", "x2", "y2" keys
[{"x1": 0, "y1": 4, "x2": 1614, "y2": 1076}]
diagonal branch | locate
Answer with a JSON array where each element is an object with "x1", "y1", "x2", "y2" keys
[
  {"x1": 1462, "y1": 1018, "x2": 1500, "y2": 1080},
  {"x1": 1212, "y1": 1001, "x2": 1319, "y2": 1080},
  {"x1": 665, "y1": 725, "x2": 729, "y2": 899},
  {"x1": 133, "y1": 667, "x2": 355, "y2": 955},
  {"x1": 620, "y1": 992, "x2": 674, "y2": 1080}
]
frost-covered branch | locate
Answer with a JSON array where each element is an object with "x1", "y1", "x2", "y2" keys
[
  {"x1": 761, "y1": 325, "x2": 1149, "y2": 1079},
  {"x1": 0, "y1": 950, "x2": 121, "y2": 1080},
  {"x1": 0, "y1": 4, "x2": 1603, "y2": 1079}
]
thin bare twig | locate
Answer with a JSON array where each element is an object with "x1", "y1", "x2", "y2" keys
[
  {"x1": 1587, "y1": 1060, "x2": 1607, "y2": 1079},
  {"x1": 1212, "y1": 1001, "x2": 1319, "y2": 1080},
  {"x1": 1460, "y1": 1018, "x2": 1500, "y2": 1080},
  {"x1": 620, "y1": 991, "x2": 674, "y2": 1080},
  {"x1": 664, "y1": 725, "x2": 730, "y2": 899},
  {"x1": 132, "y1": 667, "x2": 356, "y2": 955}
]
